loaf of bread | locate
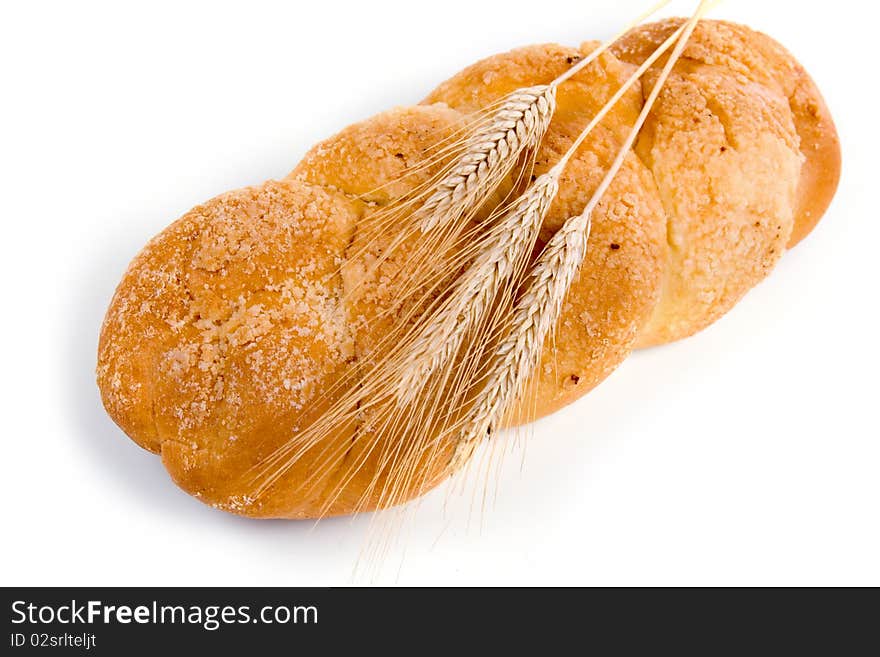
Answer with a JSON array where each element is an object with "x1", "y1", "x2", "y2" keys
[{"x1": 97, "y1": 19, "x2": 840, "y2": 518}]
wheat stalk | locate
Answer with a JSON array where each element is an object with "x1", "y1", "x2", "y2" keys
[
  {"x1": 450, "y1": 0, "x2": 712, "y2": 472},
  {"x1": 246, "y1": 0, "x2": 690, "y2": 520},
  {"x1": 394, "y1": 8, "x2": 692, "y2": 402}
]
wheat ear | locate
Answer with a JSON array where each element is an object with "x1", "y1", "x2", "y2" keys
[
  {"x1": 394, "y1": 8, "x2": 692, "y2": 402},
  {"x1": 416, "y1": 85, "x2": 556, "y2": 233},
  {"x1": 451, "y1": 0, "x2": 712, "y2": 470}
]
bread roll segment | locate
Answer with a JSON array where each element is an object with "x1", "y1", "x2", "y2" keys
[
  {"x1": 611, "y1": 18, "x2": 841, "y2": 248},
  {"x1": 99, "y1": 180, "x2": 364, "y2": 516},
  {"x1": 611, "y1": 19, "x2": 841, "y2": 345},
  {"x1": 97, "y1": 20, "x2": 840, "y2": 518}
]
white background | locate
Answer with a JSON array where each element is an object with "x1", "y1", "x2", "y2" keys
[{"x1": 2, "y1": 0, "x2": 876, "y2": 586}]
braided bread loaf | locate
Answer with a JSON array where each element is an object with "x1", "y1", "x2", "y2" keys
[{"x1": 97, "y1": 20, "x2": 840, "y2": 518}]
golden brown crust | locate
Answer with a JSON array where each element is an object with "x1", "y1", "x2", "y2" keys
[
  {"x1": 98, "y1": 215, "x2": 202, "y2": 454},
  {"x1": 611, "y1": 18, "x2": 841, "y2": 248},
  {"x1": 291, "y1": 104, "x2": 465, "y2": 202},
  {"x1": 626, "y1": 56, "x2": 802, "y2": 347},
  {"x1": 609, "y1": 19, "x2": 841, "y2": 345},
  {"x1": 100, "y1": 179, "x2": 364, "y2": 517}
]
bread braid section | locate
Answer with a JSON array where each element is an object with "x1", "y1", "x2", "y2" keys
[{"x1": 97, "y1": 21, "x2": 839, "y2": 518}]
